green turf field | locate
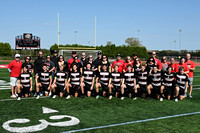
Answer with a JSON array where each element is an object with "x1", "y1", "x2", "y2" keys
[{"x1": 0, "y1": 65, "x2": 200, "y2": 133}]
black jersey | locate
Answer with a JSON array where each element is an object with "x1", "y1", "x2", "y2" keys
[
  {"x1": 70, "y1": 62, "x2": 83, "y2": 72},
  {"x1": 175, "y1": 73, "x2": 188, "y2": 89},
  {"x1": 18, "y1": 73, "x2": 32, "y2": 87},
  {"x1": 150, "y1": 71, "x2": 162, "y2": 87},
  {"x1": 124, "y1": 72, "x2": 135, "y2": 87},
  {"x1": 146, "y1": 64, "x2": 156, "y2": 74},
  {"x1": 100, "y1": 61, "x2": 110, "y2": 72},
  {"x1": 98, "y1": 71, "x2": 110, "y2": 85},
  {"x1": 37, "y1": 71, "x2": 52, "y2": 85},
  {"x1": 83, "y1": 69, "x2": 94, "y2": 85},
  {"x1": 133, "y1": 65, "x2": 141, "y2": 76},
  {"x1": 137, "y1": 70, "x2": 148, "y2": 86},
  {"x1": 111, "y1": 72, "x2": 122, "y2": 86},
  {"x1": 55, "y1": 71, "x2": 67, "y2": 86},
  {"x1": 22, "y1": 62, "x2": 34, "y2": 73},
  {"x1": 162, "y1": 72, "x2": 174, "y2": 87},
  {"x1": 69, "y1": 71, "x2": 82, "y2": 85}
]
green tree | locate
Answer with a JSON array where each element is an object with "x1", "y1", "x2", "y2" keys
[
  {"x1": 0, "y1": 42, "x2": 11, "y2": 56},
  {"x1": 125, "y1": 37, "x2": 142, "y2": 47},
  {"x1": 50, "y1": 43, "x2": 59, "y2": 54}
]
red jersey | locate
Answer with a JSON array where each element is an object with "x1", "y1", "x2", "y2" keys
[
  {"x1": 175, "y1": 63, "x2": 189, "y2": 73},
  {"x1": 168, "y1": 63, "x2": 177, "y2": 73},
  {"x1": 8, "y1": 60, "x2": 22, "y2": 77},
  {"x1": 112, "y1": 59, "x2": 124, "y2": 73},
  {"x1": 154, "y1": 58, "x2": 160, "y2": 66},
  {"x1": 159, "y1": 62, "x2": 169, "y2": 70},
  {"x1": 185, "y1": 60, "x2": 195, "y2": 77},
  {"x1": 123, "y1": 62, "x2": 133, "y2": 72},
  {"x1": 67, "y1": 57, "x2": 80, "y2": 68}
]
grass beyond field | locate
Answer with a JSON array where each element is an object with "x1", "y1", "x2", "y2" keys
[{"x1": 0, "y1": 64, "x2": 200, "y2": 133}]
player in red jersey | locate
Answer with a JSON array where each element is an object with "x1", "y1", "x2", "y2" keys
[
  {"x1": 67, "y1": 51, "x2": 81, "y2": 68},
  {"x1": 151, "y1": 51, "x2": 160, "y2": 67},
  {"x1": 168, "y1": 57, "x2": 177, "y2": 73},
  {"x1": 175, "y1": 57, "x2": 189, "y2": 74},
  {"x1": 123, "y1": 56, "x2": 133, "y2": 72},
  {"x1": 112, "y1": 54, "x2": 124, "y2": 73},
  {"x1": 159, "y1": 56, "x2": 169, "y2": 73},
  {"x1": 185, "y1": 53, "x2": 196, "y2": 98}
]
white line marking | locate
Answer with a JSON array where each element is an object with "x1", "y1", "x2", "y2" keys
[
  {"x1": 62, "y1": 111, "x2": 200, "y2": 133},
  {"x1": 0, "y1": 96, "x2": 49, "y2": 102}
]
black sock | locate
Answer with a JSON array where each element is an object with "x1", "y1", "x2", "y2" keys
[
  {"x1": 18, "y1": 93, "x2": 21, "y2": 97},
  {"x1": 37, "y1": 92, "x2": 39, "y2": 96},
  {"x1": 96, "y1": 92, "x2": 99, "y2": 96}
]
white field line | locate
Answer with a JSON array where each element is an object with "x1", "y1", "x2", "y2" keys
[
  {"x1": 62, "y1": 111, "x2": 200, "y2": 133},
  {"x1": 0, "y1": 96, "x2": 49, "y2": 102}
]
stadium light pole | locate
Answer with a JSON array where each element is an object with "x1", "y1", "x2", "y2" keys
[
  {"x1": 179, "y1": 29, "x2": 182, "y2": 51},
  {"x1": 74, "y1": 31, "x2": 78, "y2": 44}
]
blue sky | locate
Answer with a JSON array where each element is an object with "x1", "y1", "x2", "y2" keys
[{"x1": 0, "y1": 0, "x2": 200, "y2": 50}]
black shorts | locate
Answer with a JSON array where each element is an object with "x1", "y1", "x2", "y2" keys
[
  {"x1": 179, "y1": 88, "x2": 185, "y2": 95},
  {"x1": 139, "y1": 85, "x2": 147, "y2": 90},
  {"x1": 101, "y1": 83, "x2": 109, "y2": 92},
  {"x1": 22, "y1": 86, "x2": 30, "y2": 94},
  {"x1": 165, "y1": 86, "x2": 173, "y2": 95},
  {"x1": 125, "y1": 84, "x2": 134, "y2": 94},
  {"x1": 84, "y1": 82, "x2": 92, "y2": 92},
  {"x1": 153, "y1": 85, "x2": 161, "y2": 94},
  {"x1": 56, "y1": 84, "x2": 65, "y2": 93},
  {"x1": 70, "y1": 84, "x2": 80, "y2": 93},
  {"x1": 42, "y1": 84, "x2": 49, "y2": 91},
  {"x1": 112, "y1": 85, "x2": 121, "y2": 92}
]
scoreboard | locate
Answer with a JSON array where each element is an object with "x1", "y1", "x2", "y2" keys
[{"x1": 15, "y1": 33, "x2": 40, "y2": 50}]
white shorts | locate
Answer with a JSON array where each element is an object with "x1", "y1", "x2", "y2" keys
[
  {"x1": 189, "y1": 78, "x2": 193, "y2": 85},
  {"x1": 10, "y1": 77, "x2": 18, "y2": 87}
]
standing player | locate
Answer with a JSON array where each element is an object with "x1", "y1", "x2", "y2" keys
[
  {"x1": 185, "y1": 53, "x2": 195, "y2": 98},
  {"x1": 81, "y1": 63, "x2": 95, "y2": 97},
  {"x1": 22, "y1": 56, "x2": 34, "y2": 74},
  {"x1": 122, "y1": 64, "x2": 137, "y2": 100},
  {"x1": 66, "y1": 64, "x2": 83, "y2": 99},
  {"x1": 95, "y1": 64, "x2": 111, "y2": 99},
  {"x1": 35, "y1": 64, "x2": 52, "y2": 99},
  {"x1": 123, "y1": 56, "x2": 133, "y2": 73},
  {"x1": 70, "y1": 56, "x2": 83, "y2": 73},
  {"x1": 112, "y1": 54, "x2": 124, "y2": 73},
  {"x1": 168, "y1": 57, "x2": 177, "y2": 73},
  {"x1": 159, "y1": 56, "x2": 168, "y2": 73},
  {"x1": 17, "y1": 66, "x2": 32, "y2": 100},
  {"x1": 67, "y1": 51, "x2": 81, "y2": 69},
  {"x1": 174, "y1": 66, "x2": 189, "y2": 102},
  {"x1": 151, "y1": 51, "x2": 160, "y2": 67},
  {"x1": 136, "y1": 65, "x2": 148, "y2": 98},
  {"x1": 160, "y1": 66, "x2": 175, "y2": 101},
  {"x1": 109, "y1": 65, "x2": 123, "y2": 99},
  {"x1": 51, "y1": 65, "x2": 68, "y2": 98},
  {"x1": 147, "y1": 66, "x2": 162, "y2": 100}
]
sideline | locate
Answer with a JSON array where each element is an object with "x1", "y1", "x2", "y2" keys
[{"x1": 0, "y1": 96, "x2": 49, "y2": 102}]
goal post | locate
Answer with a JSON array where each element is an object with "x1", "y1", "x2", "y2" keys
[{"x1": 59, "y1": 49, "x2": 102, "y2": 60}]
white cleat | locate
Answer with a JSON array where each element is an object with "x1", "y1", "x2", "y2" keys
[
  {"x1": 36, "y1": 95, "x2": 40, "y2": 99},
  {"x1": 160, "y1": 98, "x2": 163, "y2": 102},
  {"x1": 133, "y1": 97, "x2": 137, "y2": 100},
  {"x1": 121, "y1": 97, "x2": 124, "y2": 100},
  {"x1": 11, "y1": 95, "x2": 16, "y2": 98},
  {"x1": 66, "y1": 95, "x2": 71, "y2": 99},
  {"x1": 96, "y1": 95, "x2": 100, "y2": 99},
  {"x1": 109, "y1": 95, "x2": 112, "y2": 100},
  {"x1": 17, "y1": 97, "x2": 21, "y2": 100},
  {"x1": 175, "y1": 98, "x2": 178, "y2": 102},
  {"x1": 52, "y1": 95, "x2": 56, "y2": 99}
]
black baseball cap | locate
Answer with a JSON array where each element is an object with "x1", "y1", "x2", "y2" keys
[
  {"x1": 53, "y1": 50, "x2": 58, "y2": 53},
  {"x1": 98, "y1": 51, "x2": 102, "y2": 55},
  {"x1": 117, "y1": 54, "x2": 121, "y2": 57},
  {"x1": 72, "y1": 51, "x2": 76, "y2": 54}
]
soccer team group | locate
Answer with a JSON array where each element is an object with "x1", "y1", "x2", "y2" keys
[{"x1": 7, "y1": 50, "x2": 196, "y2": 102}]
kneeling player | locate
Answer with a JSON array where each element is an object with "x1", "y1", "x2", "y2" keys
[
  {"x1": 147, "y1": 66, "x2": 162, "y2": 100},
  {"x1": 136, "y1": 65, "x2": 148, "y2": 98},
  {"x1": 66, "y1": 64, "x2": 82, "y2": 99},
  {"x1": 122, "y1": 64, "x2": 137, "y2": 100},
  {"x1": 81, "y1": 63, "x2": 95, "y2": 97},
  {"x1": 51, "y1": 65, "x2": 67, "y2": 98},
  {"x1": 160, "y1": 66, "x2": 175, "y2": 101},
  {"x1": 95, "y1": 64, "x2": 111, "y2": 99},
  {"x1": 35, "y1": 64, "x2": 52, "y2": 99},
  {"x1": 17, "y1": 66, "x2": 32, "y2": 100},
  {"x1": 109, "y1": 65, "x2": 123, "y2": 100},
  {"x1": 174, "y1": 66, "x2": 188, "y2": 102}
]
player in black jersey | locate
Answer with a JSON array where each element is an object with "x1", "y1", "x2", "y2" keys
[
  {"x1": 160, "y1": 66, "x2": 175, "y2": 101},
  {"x1": 122, "y1": 64, "x2": 137, "y2": 100},
  {"x1": 81, "y1": 63, "x2": 95, "y2": 97},
  {"x1": 136, "y1": 65, "x2": 148, "y2": 98},
  {"x1": 174, "y1": 66, "x2": 189, "y2": 102},
  {"x1": 95, "y1": 64, "x2": 111, "y2": 99},
  {"x1": 17, "y1": 66, "x2": 32, "y2": 100},
  {"x1": 108, "y1": 65, "x2": 123, "y2": 100},
  {"x1": 66, "y1": 64, "x2": 83, "y2": 99},
  {"x1": 51, "y1": 65, "x2": 68, "y2": 98},
  {"x1": 22, "y1": 56, "x2": 34, "y2": 74},
  {"x1": 35, "y1": 64, "x2": 52, "y2": 99},
  {"x1": 147, "y1": 66, "x2": 162, "y2": 100}
]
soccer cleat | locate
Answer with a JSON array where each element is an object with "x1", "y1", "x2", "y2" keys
[
  {"x1": 34, "y1": 93, "x2": 37, "y2": 97},
  {"x1": 160, "y1": 97, "x2": 163, "y2": 102},
  {"x1": 188, "y1": 95, "x2": 192, "y2": 98},
  {"x1": 121, "y1": 97, "x2": 124, "y2": 100},
  {"x1": 66, "y1": 95, "x2": 71, "y2": 99},
  {"x1": 175, "y1": 98, "x2": 178, "y2": 102},
  {"x1": 11, "y1": 95, "x2": 16, "y2": 98},
  {"x1": 40, "y1": 93, "x2": 43, "y2": 96},
  {"x1": 52, "y1": 95, "x2": 56, "y2": 99},
  {"x1": 49, "y1": 92, "x2": 52, "y2": 97},
  {"x1": 81, "y1": 95, "x2": 85, "y2": 99},
  {"x1": 109, "y1": 95, "x2": 112, "y2": 100},
  {"x1": 96, "y1": 95, "x2": 99, "y2": 99},
  {"x1": 15, "y1": 94, "x2": 18, "y2": 97},
  {"x1": 36, "y1": 95, "x2": 40, "y2": 99},
  {"x1": 133, "y1": 97, "x2": 137, "y2": 100},
  {"x1": 184, "y1": 93, "x2": 187, "y2": 97},
  {"x1": 17, "y1": 97, "x2": 21, "y2": 100}
]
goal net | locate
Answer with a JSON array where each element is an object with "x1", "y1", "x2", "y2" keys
[{"x1": 59, "y1": 50, "x2": 102, "y2": 60}]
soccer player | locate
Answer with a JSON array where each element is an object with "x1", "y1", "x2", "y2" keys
[
  {"x1": 95, "y1": 64, "x2": 111, "y2": 99},
  {"x1": 123, "y1": 56, "x2": 133, "y2": 73},
  {"x1": 109, "y1": 65, "x2": 123, "y2": 99},
  {"x1": 151, "y1": 51, "x2": 160, "y2": 67},
  {"x1": 185, "y1": 53, "x2": 196, "y2": 98},
  {"x1": 51, "y1": 65, "x2": 67, "y2": 98},
  {"x1": 66, "y1": 64, "x2": 83, "y2": 99},
  {"x1": 98, "y1": 55, "x2": 111, "y2": 72},
  {"x1": 159, "y1": 56, "x2": 168, "y2": 73},
  {"x1": 136, "y1": 65, "x2": 148, "y2": 98},
  {"x1": 133, "y1": 58, "x2": 142, "y2": 76},
  {"x1": 81, "y1": 63, "x2": 95, "y2": 97},
  {"x1": 174, "y1": 66, "x2": 189, "y2": 102},
  {"x1": 147, "y1": 66, "x2": 162, "y2": 100},
  {"x1": 168, "y1": 57, "x2": 177, "y2": 73},
  {"x1": 35, "y1": 64, "x2": 52, "y2": 99},
  {"x1": 67, "y1": 51, "x2": 81, "y2": 68},
  {"x1": 44, "y1": 55, "x2": 55, "y2": 73},
  {"x1": 122, "y1": 64, "x2": 137, "y2": 100},
  {"x1": 22, "y1": 56, "x2": 34, "y2": 74},
  {"x1": 112, "y1": 54, "x2": 124, "y2": 73},
  {"x1": 17, "y1": 66, "x2": 32, "y2": 100},
  {"x1": 146, "y1": 57, "x2": 157, "y2": 75},
  {"x1": 70, "y1": 56, "x2": 83, "y2": 73},
  {"x1": 175, "y1": 57, "x2": 189, "y2": 74},
  {"x1": 160, "y1": 66, "x2": 175, "y2": 101}
]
